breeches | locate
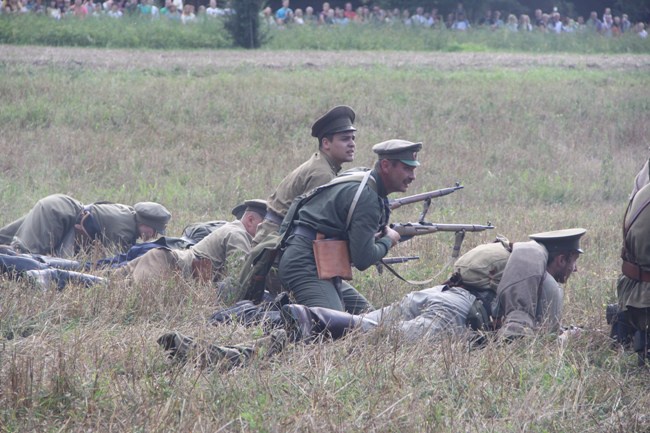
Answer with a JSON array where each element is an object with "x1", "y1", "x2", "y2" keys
[
  {"x1": 279, "y1": 235, "x2": 372, "y2": 314},
  {"x1": 626, "y1": 307, "x2": 650, "y2": 332}
]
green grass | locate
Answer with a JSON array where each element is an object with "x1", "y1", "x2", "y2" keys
[
  {"x1": 0, "y1": 15, "x2": 231, "y2": 48},
  {"x1": 1, "y1": 14, "x2": 649, "y2": 53},
  {"x1": 0, "y1": 51, "x2": 649, "y2": 431}
]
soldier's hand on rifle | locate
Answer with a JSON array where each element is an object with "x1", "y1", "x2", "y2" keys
[{"x1": 383, "y1": 226, "x2": 401, "y2": 247}]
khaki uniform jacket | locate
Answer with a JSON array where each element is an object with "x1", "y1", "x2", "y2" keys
[
  {"x1": 0, "y1": 195, "x2": 141, "y2": 257},
  {"x1": 496, "y1": 241, "x2": 564, "y2": 332},
  {"x1": 0, "y1": 194, "x2": 83, "y2": 256},
  {"x1": 190, "y1": 219, "x2": 252, "y2": 280},
  {"x1": 253, "y1": 151, "x2": 341, "y2": 245},
  {"x1": 619, "y1": 161, "x2": 650, "y2": 310},
  {"x1": 88, "y1": 202, "x2": 138, "y2": 252},
  {"x1": 125, "y1": 220, "x2": 252, "y2": 285}
]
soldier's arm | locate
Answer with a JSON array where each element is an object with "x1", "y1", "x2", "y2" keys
[{"x1": 347, "y1": 193, "x2": 392, "y2": 271}]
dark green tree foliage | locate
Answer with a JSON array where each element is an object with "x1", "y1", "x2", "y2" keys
[{"x1": 226, "y1": 0, "x2": 266, "y2": 48}]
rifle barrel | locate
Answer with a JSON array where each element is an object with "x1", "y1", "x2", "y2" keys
[
  {"x1": 390, "y1": 222, "x2": 494, "y2": 238},
  {"x1": 381, "y1": 256, "x2": 420, "y2": 264},
  {"x1": 389, "y1": 184, "x2": 463, "y2": 210}
]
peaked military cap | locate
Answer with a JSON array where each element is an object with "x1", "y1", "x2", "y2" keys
[
  {"x1": 232, "y1": 199, "x2": 267, "y2": 220},
  {"x1": 311, "y1": 105, "x2": 356, "y2": 139},
  {"x1": 134, "y1": 202, "x2": 172, "y2": 234},
  {"x1": 529, "y1": 228, "x2": 587, "y2": 254},
  {"x1": 372, "y1": 139, "x2": 423, "y2": 167}
]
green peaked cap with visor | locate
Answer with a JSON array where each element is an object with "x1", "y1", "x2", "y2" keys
[
  {"x1": 311, "y1": 105, "x2": 357, "y2": 139},
  {"x1": 134, "y1": 202, "x2": 172, "y2": 235},
  {"x1": 231, "y1": 199, "x2": 268, "y2": 220},
  {"x1": 372, "y1": 139, "x2": 422, "y2": 167},
  {"x1": 529, "y1": 228, "x2": 587, "y2": 254}
]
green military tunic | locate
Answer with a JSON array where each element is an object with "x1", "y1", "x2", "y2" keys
[
  {"x1": 0, "y1": 194, "x2": 83, "y2": 257},
  {"x1": 0, "y1": 194, "x2": 154, "y2": 258},
  {"x1": 252, "y1": 151, "x2": 341, "y2": 245},
  {"x1": 88, "y1": 202, "x2": 138, "y2": 253},
  {"x1": 618, "y1": 180, "x2": 650, "y2": 313},
  {"x1": 278, "y1": 169, "x2": 392, "y2": 314}
]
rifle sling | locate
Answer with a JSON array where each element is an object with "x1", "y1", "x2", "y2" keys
[{"x1": 380, "y1": 261, "x2": 438, "y2": 286}]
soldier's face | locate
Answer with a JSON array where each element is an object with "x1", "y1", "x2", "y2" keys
[
  {"x1": 555, "y1": 252, "x2": 579, "y2": 284},
  {"x1": 323, "y1": 131, "x2": 356, "y2": 164},
  {"x1": 382, "y1": 160, "x2": 416, "y2": 194},
  {"x1": 138, "y1": 224, "x2": 157, "y2": 241},
  {"x1": 243, "y1": 211, "x2": 264, "y2": 237}
]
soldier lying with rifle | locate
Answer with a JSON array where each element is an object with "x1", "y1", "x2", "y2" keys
[{"x1": 158, "y1": 228, "x2": 587, "y2": 369}]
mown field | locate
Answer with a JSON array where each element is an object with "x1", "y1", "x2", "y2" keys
[{"x1": 0, "y1": 46, "x2": 649, "y2": 432}]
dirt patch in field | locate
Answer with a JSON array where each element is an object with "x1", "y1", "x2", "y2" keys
[{"x1": 2, "y1": 45, "x2": 650, "y2": 72}]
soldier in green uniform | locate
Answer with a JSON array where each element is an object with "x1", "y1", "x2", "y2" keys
[
  {"x1": 251, "y1": 105, "x2": 358, "y2": 246},
  {"x1": 0, "y1": 194, "x2": 171, "y2": 258},
  {"x1": 123, "y1": 200, "x2": 266, "y2": 286},
  {"x1": 278, "y1": 139, "x2": 421, "y2": 314},
  {"x1": 617, "y1": 159, "x2": 650, "y2": 364},
  {"x1": 496, "y1": 228, "x2": 586, "y2": 339}
]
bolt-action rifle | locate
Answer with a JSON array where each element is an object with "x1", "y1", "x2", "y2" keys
[
  {"x1": 376, "y1": 255, "x2": 420, "y2": 275},
  {"x1": 389, "y1": 182, "x2": 463, "y2": 223},
  {"x1": 390, "y1": 222, "x2": 495, "y2": 242},
  {"x1": 390, "y1": 222, "x2": 494, "y2": 260},
  {"x1": 387, "y1": 181, "x2": 494, "y2": 260}
]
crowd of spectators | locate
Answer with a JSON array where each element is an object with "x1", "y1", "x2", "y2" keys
[
  {"x1": 1, "y1": 0, "x2": 648, "y2": 38},
  {"x1": 0, "y1": 0, "x2": 233, "y2": 22},
  {"x1": 262, "y1": 2, "x2": 648, "y2": 38}
]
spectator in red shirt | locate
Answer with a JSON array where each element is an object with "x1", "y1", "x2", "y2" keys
[{"x1": 343, "y1": 2, "x2": 355, "y2": 20}]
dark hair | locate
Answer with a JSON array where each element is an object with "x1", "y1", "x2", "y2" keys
[
  {"x1": 374, "y1": 158, "x2": 400, "y2": 171},
  {"x1": 318, "y1": 133, "x2": 335, "y2": 149},
  {"x1": 547, "y1": 250, "x2": 578, "y2": 266}
]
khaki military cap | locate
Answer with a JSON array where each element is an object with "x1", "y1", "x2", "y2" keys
[
  {"x1": 311, "y1": 105, "x2": 356, "y2": 139},
  {"x1": 529, "y1": 228, "x2": 587, "y2": 254},
  {"x1": 134, "y1": 202, "x2": 172, "y2": 234},
  {"x1": 232, "y1": 199, "x2": 267, "y2": 220},
  {"x1": 372, "y1": 139, "x2": 423, "y2": 167}
]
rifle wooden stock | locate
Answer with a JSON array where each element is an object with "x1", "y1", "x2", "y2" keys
[
  {"x1": 390, "y1": 222, "x2": 494, "y2": 240},
  {"x1": 389, "y1": 184, "x2": 463, "y2": 210}
]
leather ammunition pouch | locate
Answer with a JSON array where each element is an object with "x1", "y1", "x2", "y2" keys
[{"x1": 313, "y1": 233, "x2": 353, "y2": 280}]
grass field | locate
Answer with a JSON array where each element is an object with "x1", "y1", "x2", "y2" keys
[
  {"x1": 1, "y1": 46, "x2": 649, "y2": 432},
  {"x1": 1, "y1": 16, "x2": 650, "y2": 54}
]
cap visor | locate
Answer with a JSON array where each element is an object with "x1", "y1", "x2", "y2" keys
[
  {"x1": 400, "y1": 159, "x2": 420, "y2": 167},
  {"x1": 324, "y1": 125, "x2": 357, "y2": 136}
]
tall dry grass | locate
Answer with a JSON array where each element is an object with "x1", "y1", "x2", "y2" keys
[{"x1": 0, "y1": 51, "x2": 649, "y2": 431}]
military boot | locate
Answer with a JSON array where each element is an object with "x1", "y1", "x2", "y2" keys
[
  {"x1": 633, "y1": 331, "x2": 649, "y2": 367},
  {"x1": 157, "y1": 329, "x2": 287, "y2": 370},
  {"x1": 280, "y1": 304, "x2": 364, "y2": 342},
  {"x1": 26, "y1": 269, "x2": 106, "y2": 290}
]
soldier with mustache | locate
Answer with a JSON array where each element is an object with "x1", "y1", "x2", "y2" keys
[{"x1": 278, "y1": 139, "x2": 421, "y2": 314}]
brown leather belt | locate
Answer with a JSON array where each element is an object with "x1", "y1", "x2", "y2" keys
[{"x1": 621, "y1": 260, "x2": 650, "y2": 282}]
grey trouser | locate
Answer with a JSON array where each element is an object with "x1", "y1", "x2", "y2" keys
[{"x1": 362, "y1": 285, "x2": 476, "y2": 342}]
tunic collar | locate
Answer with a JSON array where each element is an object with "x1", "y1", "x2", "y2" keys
[
  {"x1": 370, "y1": 169, "x2": 388, "y2": 198},
  {"x1": 319, "y1": 151, "x2": 342, "y2": 174}
]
